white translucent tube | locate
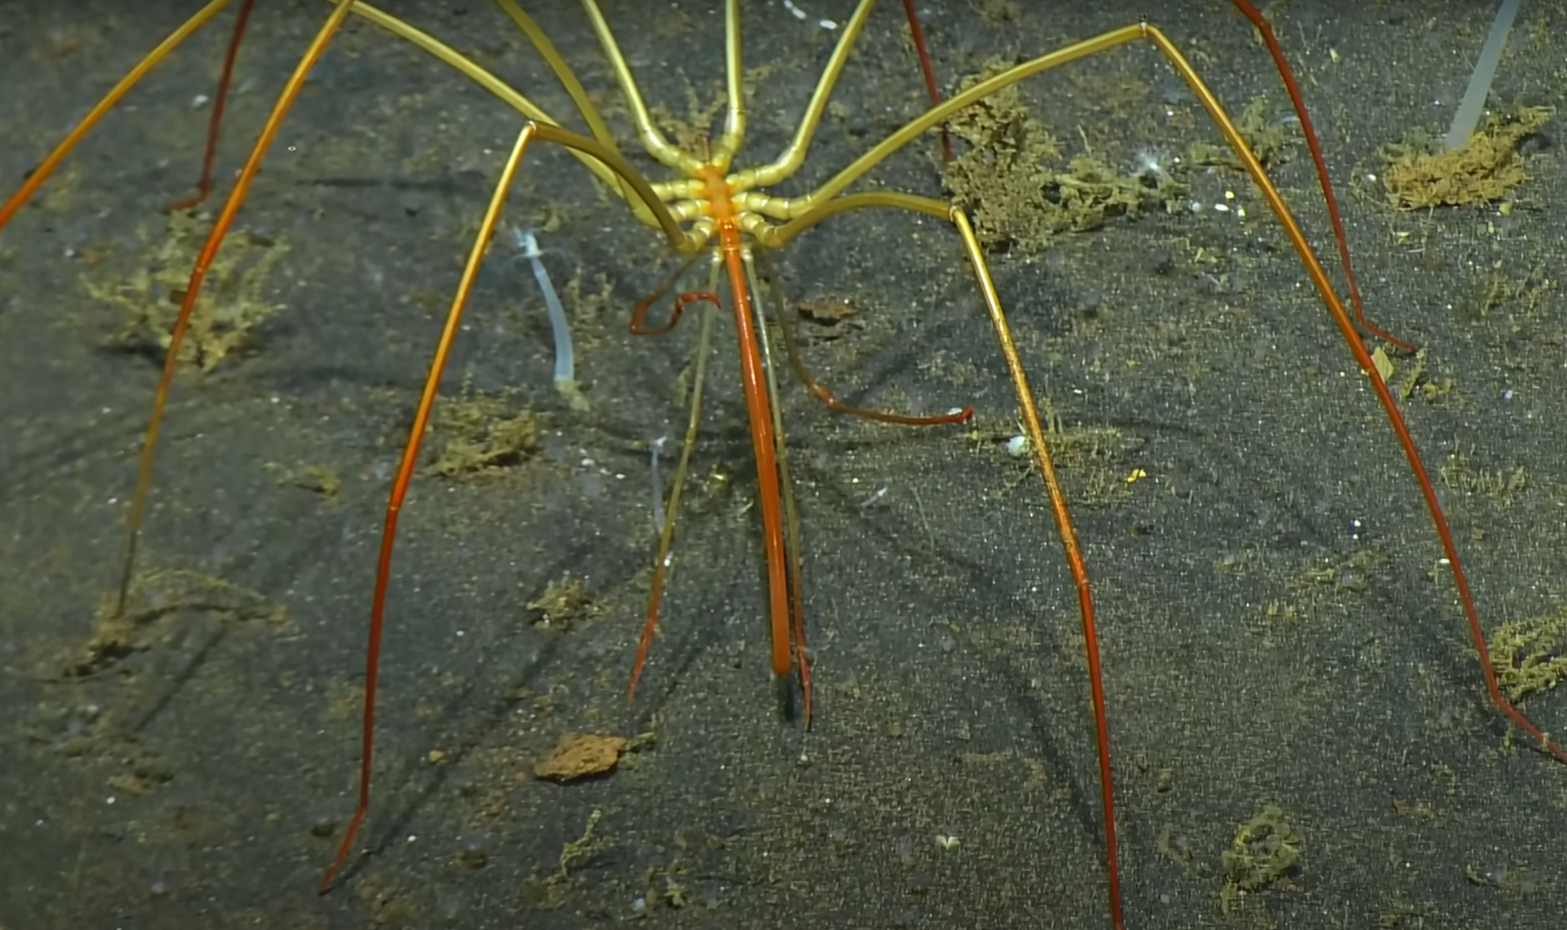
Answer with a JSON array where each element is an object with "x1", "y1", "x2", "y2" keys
[
  {"x1": 649, "y1": 435, "x2": 668, "y2": 533},
  {"x1": 516, "y1": 228, "x2": 575, "y2": 390},
  {"x1": 1445, "y1": 0, "x2": 1521, "y2": 151}
]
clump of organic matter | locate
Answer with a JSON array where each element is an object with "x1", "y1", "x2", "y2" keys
[
  {"x1": 91, "y1": 211, "x2": 288, "y2": 371},
  {"x1": 1381, "y1": 105, "x2": 1550, "y2": 209},
  {"x1": 1490, "y1": 607, "x2": 1567, "y2": 703},
  {"x1": 941, "y1": 58, "x2": 1184, "y2": 253},
  {"x1": 423, "y1": 388, "x2": 541, "y2": 478},
  {"x1": 1220, "y1": 805, "x2": 1302, "y2": 914}
]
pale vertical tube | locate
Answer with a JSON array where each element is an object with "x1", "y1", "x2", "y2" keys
[
  {"x1": 518, "y1": 230, "x2": 574, "y2": 388},
  {"x1": 1445, "y1": 0, "x2": 1521, "y2": 151}
]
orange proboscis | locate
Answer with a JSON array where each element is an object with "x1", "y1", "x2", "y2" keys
[{"x1": 619, "y1": 163, "x2": 808, "y2": 715}]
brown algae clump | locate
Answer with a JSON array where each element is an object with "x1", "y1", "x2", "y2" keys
[
  {"x1": 527, "y1": 576, "x2": 593, "y2": 631},
  {"x1": 1219, "y1": 805, "x2": 1302, "y2": 914},
  {"x1": 1490, "y1": 607, "x2": 1567, "y2": 703},
  {"x1": 90, "y1": 211, "x2": 289, "y2": 371},
  {"x1": 940, "y1": 58, "x2": 1183, "y2": 252},
  {"x1": 422, "y1": 388, "x2": 541, "y2": 478},
  {"x1": 1380, "y1": 105, "x2": 1550, "y2": 209},
  {"x1": 1184, "y1": 95, "x2": 1292, "y2": 171}
]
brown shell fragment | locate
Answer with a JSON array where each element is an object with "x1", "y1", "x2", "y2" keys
[{"x1": 533, "y1": 733, "x2": 627, "y2": 783}]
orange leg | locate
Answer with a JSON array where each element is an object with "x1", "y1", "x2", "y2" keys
[
  {"x1": 900, "y1": 0, "x2": 952, "y2": 163},
  {"x1": 948, "y1": 204, "x2": 1125, "y2": 930},
  {"x1": 626, "y1": 288, "x2": 725, "y2": 708},
  {"x1": 114, "y1": 1, "x2": 356, "y2": 618},
  {"x1": 310, "y1": 109, "x2": 680, "y2": 888},
  {"x1": 892, "y1": 17, "x2": 1567, "y2": 928},
  {"x1": 165, "y1": 0, "x2": 256, "y2": 213},
  {"x1": 321, "y1": 121, "x2": 543, "y2": 891},
  {"x1": 1122, "y1": 27, "x2": 1567, "y2": 774},
  {"x1": 1225, "y1": 0, "x2": 1418, "y2": 354},
  {"x1": 709, "y1": 220, "x2": 804, "y2": 720},
  {"x1": 1141, "y1": 13, "x2": 1566, "y2": 770},
  {"x1": 0, "y1": 0, "x2": 239, "y2": 232}
]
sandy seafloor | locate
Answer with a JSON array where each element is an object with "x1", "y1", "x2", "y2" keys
[{"x1": 2, "y1": 1, "x2": 1565, "y2": 928}]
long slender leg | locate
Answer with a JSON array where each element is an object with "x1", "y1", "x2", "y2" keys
[
  {"x1": 774, "y1": 25, "x2": 1567, "y2": 769},
  {"x1": 949, "y1": 205, "x2": 1124, "y2": 930},
  {"x1": 1225, "y1": 0, "x2": 1415, "y2": 353},
  {"x1": 743, "y1": 252, "x2": 812, "y2": 722},
  {"x1": 166, "y1": 0, "x2": 257, "y2": 212},
  {"x1": 900, "y1": 0, "x2": 952, "y2": 162},
  {"x1": 321, "y1": 120, "x2": 543, "y2": 892},
  {"x1": 0, "y1": 0, "x2": 238, "y2": 232},
  {"x1": 629, "y1": 273, "x2": 722, "y2": 706},
  {"x1": 116, "y1": 0, "x2": 358, "y2": 616}
]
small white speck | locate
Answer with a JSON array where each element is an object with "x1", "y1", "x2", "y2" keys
[
  {"x1": 781, "y1": 0, "x2": 836, "y2": 28},
  {"x1": 192, "y1": 94, "x2": 210, "y2": 108}
]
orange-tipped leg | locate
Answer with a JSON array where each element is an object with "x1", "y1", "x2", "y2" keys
[{"x1": 166, "y1": 0, "x2": 257, "y2": 213}]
